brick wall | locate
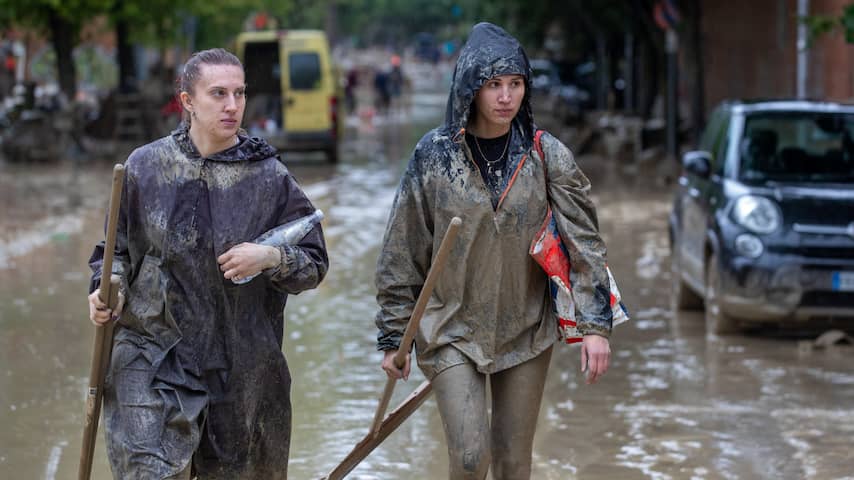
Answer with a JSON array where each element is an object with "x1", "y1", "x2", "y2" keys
[
  {"x1": 810, "y1": 0, "x2": 854, "y2": 101},
  {"x1": 700, "y1": 0, "x2": 797, "y2": 108},
  {"x1": 698, "y1": 0, "x2": 854, "y2": 109}
]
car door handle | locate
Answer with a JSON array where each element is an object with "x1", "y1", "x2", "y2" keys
[
  {"x1": 689, "y1": 188, "x2": 700, "y2": 198},
  {"x1": 286, "y1": 97, "x2": 295, "y2": 106}
]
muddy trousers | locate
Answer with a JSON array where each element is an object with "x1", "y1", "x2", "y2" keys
[{"x1": 431, "y1": 346, "x2": 553, "y2": 480}]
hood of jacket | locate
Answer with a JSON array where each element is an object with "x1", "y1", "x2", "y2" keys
[
  {"x1": 171, "y1": 121, "x2": 279, "y2": 163},
  {"x1": 444, "y1": 22, "x2": 536, "y2": 149}
]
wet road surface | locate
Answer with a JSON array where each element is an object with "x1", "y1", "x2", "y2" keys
[{"x1": 2, "y1": 90, "x2": 854, "y2": 479}]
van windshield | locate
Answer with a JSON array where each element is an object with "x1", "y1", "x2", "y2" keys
[
  {"x1": 289, "y1": 53, "x2": 321, "y2": 90},
  {"x1": 740, "y1": 111, "x2": 854, "y2": 183}
]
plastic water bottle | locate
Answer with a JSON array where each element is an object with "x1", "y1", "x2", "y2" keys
[{"x1": 232, "y1": 209, "x2": 324, "y2": 284}]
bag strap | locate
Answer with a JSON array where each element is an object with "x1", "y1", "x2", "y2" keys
[
  {"x1": 534, "y1": 129, "x2": 546, "y2": 165},
  {"x1": 533, "y1": 129, "x2": 548, "y2": 187}
]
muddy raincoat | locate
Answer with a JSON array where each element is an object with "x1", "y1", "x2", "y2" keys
[
  {"x1": 89, "y1": 123, "x2": 328, "y2": 479},
  {"x1": 375, "y1": 22, "x2": 612, "y2": 379}
]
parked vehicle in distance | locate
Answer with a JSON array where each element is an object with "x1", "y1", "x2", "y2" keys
[
  {"x1": 530, "y1": 58, "x2": 561, "y2": 95},
  {"x1": 550, "y1": 80, "x2": 593, "y2": 125},
  {"x1": 235, "y1": 29, "x2": 342, "y2": 163},
  {"x1": 669, "y1": 99, "x2": 854, "y2": 335},
  {"x1": 535, "y1": 60, "x2": 594, "y2": 125}
]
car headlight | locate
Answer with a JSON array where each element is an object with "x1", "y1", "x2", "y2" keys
[
  {"x1": 735, "y1": 233, "x2": 764, "y2": 258},
  {"x1": 732, "y1": 195, "x2": 781, "y2": 234}
]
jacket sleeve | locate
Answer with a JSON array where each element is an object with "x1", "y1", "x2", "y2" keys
[
  {"x1": 374, "y1": 151, "x2": 433, "y2": 351},
  {"x1": 541, "y1": 132, "x2": 613, "y2": 337},
  {"x1": 261, "y1": 173, "x2": 329, "y2": 294}
]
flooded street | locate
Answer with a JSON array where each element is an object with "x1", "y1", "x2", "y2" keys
[{"x1": 2, "y1": 89, "x2": 854, "y2": 480}]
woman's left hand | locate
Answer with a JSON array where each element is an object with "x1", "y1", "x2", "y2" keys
[
  {"x1": 580, "y1": 334, "x2": 610, "y2": 385},
  {"x1": 217, "y1": 243, "x2": 281, "y2": 281}
]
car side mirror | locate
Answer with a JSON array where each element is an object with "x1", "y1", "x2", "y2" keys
[{"x1": 682, "y1": 150, "x2": 712, "y2": 178}]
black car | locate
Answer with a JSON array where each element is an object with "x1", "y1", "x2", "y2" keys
[{"x1": 669, "y1": 100, "x2": 854, "y2": 335}]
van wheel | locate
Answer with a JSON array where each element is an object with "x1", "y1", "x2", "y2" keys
[
  {"x1": 705, "y1": 252, "x2": 739, "y2": 336},
  {"x1": 671, "y1": 246, "x2": 703, "y2": 310},
  {"x1": 325, "y1": 147, "x2": 339, "y2": 164}
]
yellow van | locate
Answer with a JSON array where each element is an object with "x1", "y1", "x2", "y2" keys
[{"x1": 235, "y1": 29, "x2": 342, "y2": 163}]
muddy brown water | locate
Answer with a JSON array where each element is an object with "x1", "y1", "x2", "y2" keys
[{"x1": 2, "y1": 95, "x2": 853, "y2": 479}]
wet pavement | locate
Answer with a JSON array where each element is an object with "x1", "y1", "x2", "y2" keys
[{"x1": 2, "y1": 89, "x2": 854, "y2": 480}]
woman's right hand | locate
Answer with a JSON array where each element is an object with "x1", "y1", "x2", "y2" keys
[
  {"x1": 381, "y1": 349, "x2": 411, "y2": 381},
  {"x1": 87, "y1": 289, "x2": 125, "y2": 326}
]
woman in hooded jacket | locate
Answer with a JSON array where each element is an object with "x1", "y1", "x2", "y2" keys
[
  {"x1": 87, "y1": 48, "x2": 328, "y2": 479},
  {"x1": 375, "y1": 23, "x2": 613, "y2": 479}
]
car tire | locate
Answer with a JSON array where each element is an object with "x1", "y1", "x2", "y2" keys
[
  {"x1": 704, "y1": 252, "x2": 740, "y2": 336},
  {"x1": 671, "y1": 247, "x2": 703, "y2": 310}
]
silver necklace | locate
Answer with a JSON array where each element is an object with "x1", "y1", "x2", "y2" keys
[{"x1": 473, "y1": 132, "x2": 510, "y2": 166}]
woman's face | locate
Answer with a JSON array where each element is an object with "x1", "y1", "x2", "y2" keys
[
  {"x1": 180, "y1": 63, "x2": 246, "y2": 147},
  {"x1": 472, "y1": 74, "x2": 525, "y2": 136}
]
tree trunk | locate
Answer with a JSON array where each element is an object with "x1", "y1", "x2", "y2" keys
[
  {"x1": 595, "y1": 32, "x2": 609, "y2": 110},
  {"x1": 632, "y1": 0, "x2": 665, "y2": 120},
  {"x1": 115, "y1": 4, "x2": 136, "y2": 92},
  {"x1": 48, "y1": 8, "x2": 76, "y2": 101},
  {"x1": 682, "y1": 0, "x2": 706, "y2": 145},
  {"x1": 638, "y1": 41, "x2": 660, "y2": 120},
  {"x1": 325, "y1": 0, "x2": 339, "y2": 47}
]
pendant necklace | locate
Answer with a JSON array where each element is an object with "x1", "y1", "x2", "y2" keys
[{"x1": 473, "y1": 132, "x2": 510, "y2": 176}]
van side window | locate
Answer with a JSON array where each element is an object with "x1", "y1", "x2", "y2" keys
[{"x1": 289, "y1": 53, "x2": 321, "y2": 90}]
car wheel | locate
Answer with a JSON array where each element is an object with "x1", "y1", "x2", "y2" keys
[
  {"x1": 671, "y1": 246, "x2": 703, "y2": 310},
  {"x1": 705, "y1": 252, "x2": 739, "y2": 336}
]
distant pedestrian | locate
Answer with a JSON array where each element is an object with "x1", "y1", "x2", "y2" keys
[
  {"x1": 388, "y1": 54, "x2": 404, "y2": 111},
  {"x1": 344, "y1": 67, "x2": 359, "y2": 114},
  {"x1": 374, "y1": 23, "x2": 613, "y2": 479},
  {"x1": 373, "y1": 68, "x2": 390, "y2": 113},
  {"x1": 87, "y1": 47, "x2": 328, "y2": 479},
  {"x1": 1, "y1": 48, "x2": 14, "y2": 99}
]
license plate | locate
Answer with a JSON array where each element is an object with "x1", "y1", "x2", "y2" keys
[{"x1": 832, "y1": 271, "x2": 854, "y2": 291}]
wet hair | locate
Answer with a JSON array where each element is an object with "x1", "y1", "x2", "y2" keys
[
  {"x1": 177, "y1": 48, "x2": 244, "y2": 125},
  {"x1": 178, "y1": 48, "x2": 243, "y2": 96}
]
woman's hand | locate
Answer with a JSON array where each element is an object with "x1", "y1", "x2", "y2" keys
[
  {"x1": 217, "y1": 243, "x2": 281, "y2": 281},
  {"x1": 88, "y1": 289, "x2": 125, "y2": 326},
  {"x1": 381, "y1": 349, "x2": 411, "y2": 381},
  {"x1": 581, "y1": 334, "x2": 610, "y2": 384}
]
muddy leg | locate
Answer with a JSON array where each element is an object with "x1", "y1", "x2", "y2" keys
[
  {"x1": 104, "y1": 341, "x2": 202, "y2": 479},
  {"x1": 432, "y1": 362, "x2": 490, "y2": 480},
  {"x1": 489, "y1": 346, "x2": 553, "y2": 480}
]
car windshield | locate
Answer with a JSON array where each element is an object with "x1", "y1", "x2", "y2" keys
[{"x1": 739, "y1": 111, "x2": 854, "y2": 183}]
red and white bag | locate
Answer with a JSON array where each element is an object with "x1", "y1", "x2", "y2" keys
[{"x1": 529, "y1": 130, "x2": 630, "y2": 344}]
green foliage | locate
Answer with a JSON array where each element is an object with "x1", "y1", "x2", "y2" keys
[
  {"x1": 802, "y1": 2, "x2": 854, "y2": 46},
  {"x1": 0, "y1": 0, "x2": 112, "y2": 32},
  {"x1": 842, "y1": 4, "x2": 854, "y2": 43},
  {"x1": 28, "y1": 43, "x2": 118, "y2": 89},
  {"x1": 0, "y1": 0, "x2": 651, "y2": 93}
]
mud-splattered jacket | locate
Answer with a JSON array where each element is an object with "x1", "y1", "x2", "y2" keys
[
  {"x1": 89, "y1": 123, "x2": 327, "y2": 478},
  {"x1": 375, "y1": 22, "x2": 612, "y2": 379}
]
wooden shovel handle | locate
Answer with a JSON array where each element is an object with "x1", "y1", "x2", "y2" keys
[
  {"x1": 396, "y1": 216, "x2": 462, "y2": 365},
  {"x1": 324, "y1": 380, "x2": 433, "y2": 480},
  {"x1": 98, "y1": 164, "x2": 124, "y2": 306},
  {"x1": 370, "y1": 216, "x2": 462, "y2": 435},
  {"x1": 78, "y1": 164, "x2": 124, "y2": 480}
]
